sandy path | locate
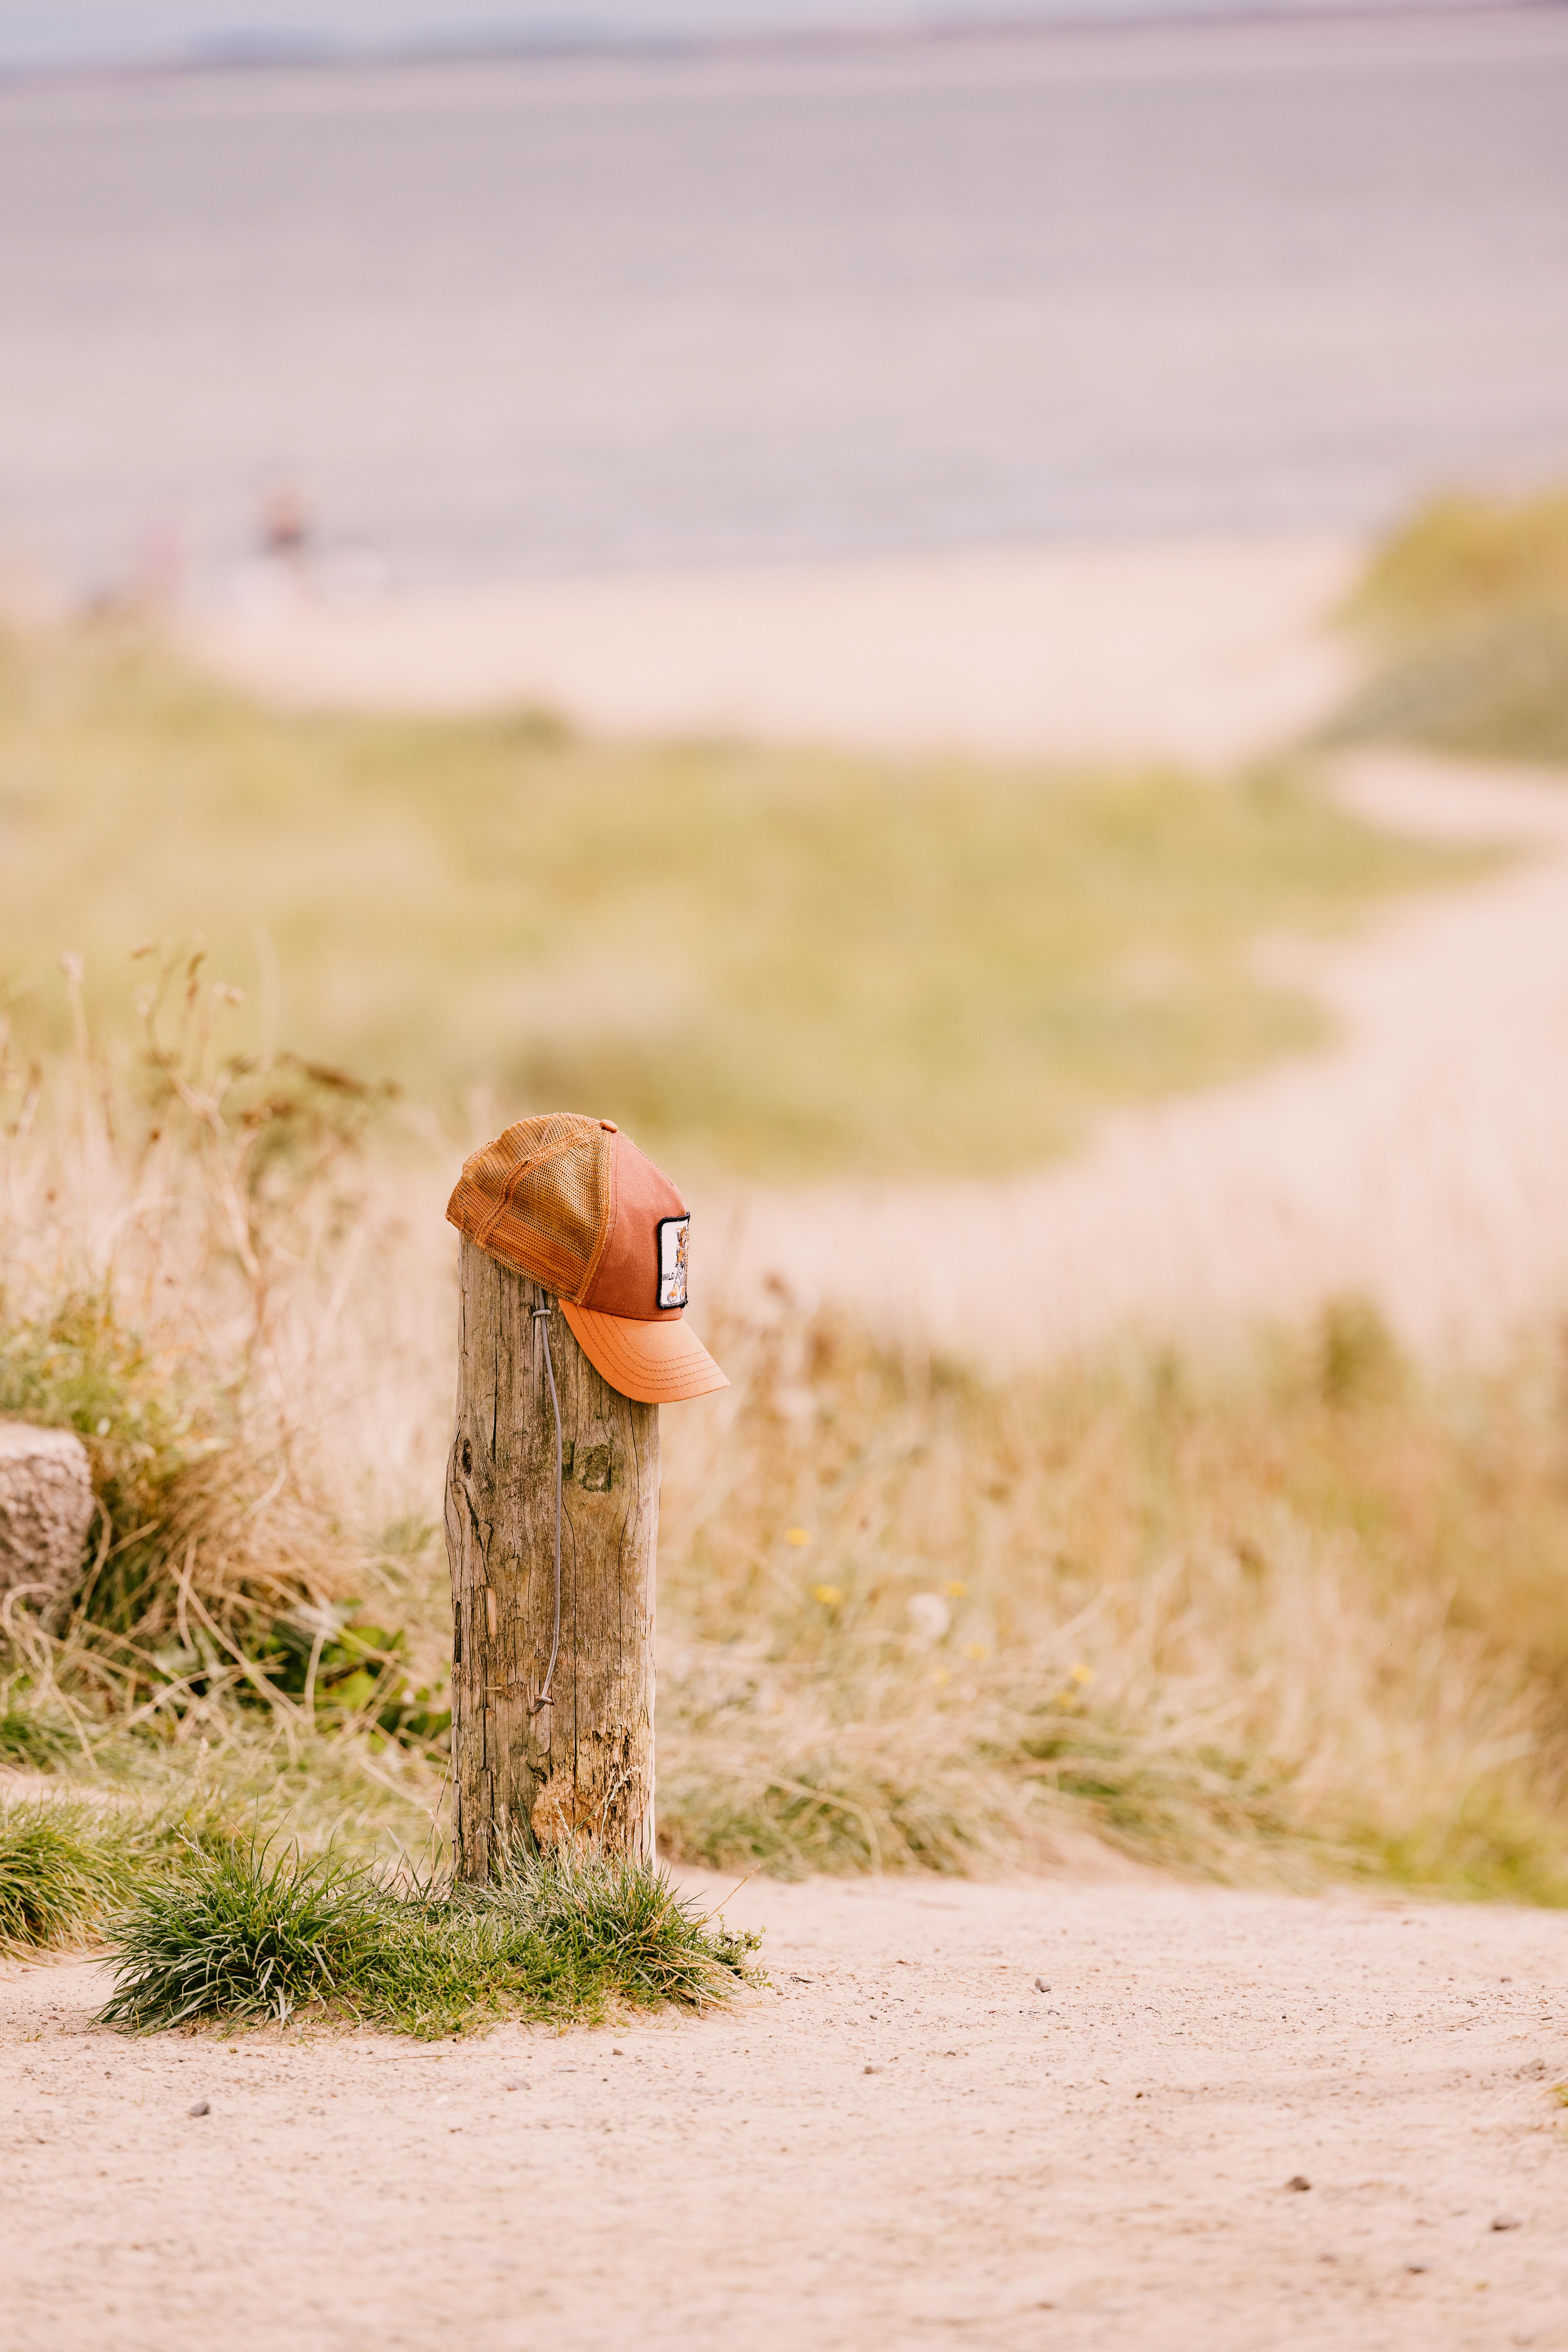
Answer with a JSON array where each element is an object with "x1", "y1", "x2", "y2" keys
[
  {"x1": 715, "y1": 752, "x2": 1568, "y2": 1366},
  {"x1": 4, "y1": 1870, "x2": 1566, "y2": 2351},
  {"x1": 180, "y1": 534, "x2": 1354, "y2": 768}
]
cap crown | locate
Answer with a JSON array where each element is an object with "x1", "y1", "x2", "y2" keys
[
  {"x1": 447, "y1": 1112, "x2": 611, "y2": 1298},
  {"x1": 446, "y1": 1113, "x2": 688, "y2": 1321}
]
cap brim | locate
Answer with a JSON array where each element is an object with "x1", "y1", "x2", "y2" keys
[{"x1": 560, "y1": 1302, "x2": 729, "y2": 1405}]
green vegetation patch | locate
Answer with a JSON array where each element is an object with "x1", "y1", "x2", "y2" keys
[
  {"x1": 0, "y1": 1688, "x2": 75, "y2": 1771},
  {"x1": 0, "y1": 630, "x2": 1479, "y2": 1178},
  {"x1": 0, "y1": 1800, "x2": 149, "y2": 1953},
  {"x1": 100, "y1": 1840, "x2": 759, "y2": 2037},
  {"x1": 1334, "y1": 486, "x2": 1568, "y2": 766}
]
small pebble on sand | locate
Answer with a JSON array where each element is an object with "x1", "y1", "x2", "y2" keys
[
  {"x1": 188, "y1": 2100, "x2": 210, "y2": 2118},
  {"x1": 1285, "y1": 2175, "x2": 1311, "y2": 2192}
]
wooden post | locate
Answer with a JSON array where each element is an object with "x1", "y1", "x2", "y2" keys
[{"x1": 444, "y1": 1237, "x2": 659, "y2": 1880}]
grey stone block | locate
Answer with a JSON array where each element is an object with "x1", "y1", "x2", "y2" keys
[{"x1": 0, "y1": 1422, "x2": 95, "y2": 1608}]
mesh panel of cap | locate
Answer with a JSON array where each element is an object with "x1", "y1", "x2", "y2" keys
[{"x1": 446, "y1": 1113, "x2": 613, "y2": 1298}]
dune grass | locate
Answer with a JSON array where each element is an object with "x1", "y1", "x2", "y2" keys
[
  {"x1": 648, "y1": 1303, "x2": 1568, "y2": 1899},
  {"x1": 1334, "y1": 485, "x2": 1568, "y2": 766},
  {"x1": 9, "y1": 1015, "x2": 1568, "y2": 1912},
  {"x1": 17, "y1": 1294, "x2": 1568, "y2": 1912},
  {"x1": 0, "y1": 624, "x2": 1478, "y2": 1181},
  {"x1": 99, "y1": 1841, "x2": 758, "y2": 2037}
]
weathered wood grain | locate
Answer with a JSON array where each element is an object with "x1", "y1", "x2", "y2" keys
[{"x1": 444, "y1": 1238, "x2": 659, "y2": 1879}]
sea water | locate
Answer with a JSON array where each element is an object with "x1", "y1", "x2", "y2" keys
[{"x1": 2, "y1": 9, "x2": 1567, "y2": 592}]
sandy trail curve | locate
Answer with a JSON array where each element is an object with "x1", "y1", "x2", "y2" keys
[
  {"x1": 717, "y1": 753, "x2": 1568, "y2": 1366},
  {"x1": 4, "y1": 1870, "x2": 1566, "y2": 2352}
]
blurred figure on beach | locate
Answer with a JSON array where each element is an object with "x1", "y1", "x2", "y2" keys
[{"x1": 260, "y1": 480, "x2": 312, "y2": 574}]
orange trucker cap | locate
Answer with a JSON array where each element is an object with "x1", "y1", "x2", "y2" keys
[{"x1": 445, "y1": 1112, "x2": 727, "y2": 1406}]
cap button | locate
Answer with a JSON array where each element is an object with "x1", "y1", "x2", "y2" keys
[{"x1": 599, "y1": 1120, "x2": 618, "y2": 1133}]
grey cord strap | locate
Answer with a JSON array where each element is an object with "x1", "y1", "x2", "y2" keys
[{"x1": 531, "y1": 1298, "x2": 564, "y2": 1714}]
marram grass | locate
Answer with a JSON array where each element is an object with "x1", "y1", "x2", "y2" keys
[{"x1": 99, "y1": 1841, "x2": 760, "y2": 2038}]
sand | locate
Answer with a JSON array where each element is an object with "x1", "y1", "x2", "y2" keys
[
  {"x1": 179, "y1": 533, "x2": 1356, "y2": 768},
  {"x1": 4, "y1": 1866, "x2": 1567, "y2": 2351},
  {"x1": 712, "y1": 751, "x2": 1568, "y2": 1367}
]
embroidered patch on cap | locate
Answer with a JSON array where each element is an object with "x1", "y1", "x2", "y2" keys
[{"x1": 657, "y1": 1215, "x2": 691, "y2": 1310}]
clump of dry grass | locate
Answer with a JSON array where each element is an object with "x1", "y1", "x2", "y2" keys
[
  {"x1": 1334, "y1": 484, "x2": 1568, "y2": 765},
  {"x1": 0, "y1": 951, "x2": 420, "y2": 1753}
]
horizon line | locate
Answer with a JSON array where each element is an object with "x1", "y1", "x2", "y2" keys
[{"x1": 1, "y1": 0, "x2": 1559, "y2": 87}]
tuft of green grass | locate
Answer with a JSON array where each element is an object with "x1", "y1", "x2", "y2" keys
[
  {"x1": 471, "y1": 1843, "x2": 761, "y2": 2018},
  {"x1": 1334, "y1": 485, "x2": 1568, "y2": 766},
  {"x1": 99, "y1": 1841, "x2": 375, "y2": 2029},
  {"x1": 99, "y1": 1839, "x2": 759, "y2": 2037},
  {"x1": 0, "y1": 628, "x2": 1480, "y2": 1179},
  {"x1": 0, "y1": 1800, "x2": 146, "y2": 1953},
  {"x1": 1359, "y1": 1794, "x2": 1568, "y2": 1909},
  {"x1": 0, "y1": 1687, "x2": 75, "y2": 1770}
]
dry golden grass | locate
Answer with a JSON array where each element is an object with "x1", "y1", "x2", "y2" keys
[
  {"x1": 0, "y1": 624, "x2": 1476, "y2": 1180},
  {"x1": 7, "y1": 990, "x2": 1568, "y2": 1904},
  {"x1": 652, "y1": 1303, "x2": 1568, "y2": 1895},
  {"x1": 0, "y1": 957, "x2": 402, "y2": 1731}
]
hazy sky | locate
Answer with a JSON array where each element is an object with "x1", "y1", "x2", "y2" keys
[
  {"x1": 0, "y1": 0, "x2": 1375, "y2": 70},
  {"x1": 0, "y1": 0, "x2": 1045, "y2": 68}
]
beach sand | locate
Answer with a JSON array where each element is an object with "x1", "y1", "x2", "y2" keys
[
  {"x1": 180, "y1": 532, "x2": 1356, "y2": 768},
  {"x1": 5, "y1": 1865, "x2": 1566, "y2": 2351}
]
